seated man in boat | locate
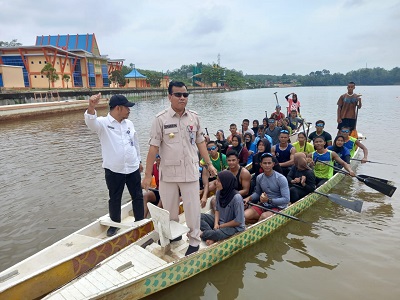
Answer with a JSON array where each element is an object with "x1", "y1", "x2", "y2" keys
[
  {"x1": 143, "y1": 154, "x2": 162, "y2": 218},
  {"x1": 270, "y1": 105, "x2": 285, "y2": 121},
  {"x1": 339, "y1": 126, "x2": 368, "y2": 163},
  {"x1": 265, "y1": 118, "x2": 282, "y2": 145},
  {"x1": 287, "y1": 153, "x2": 316, "y2": 203},
  {"x1": 227, "y1": 123, "x2": 240, "y2": 144},
  {"x1": 254, "y1": 124, "x2": 273, "y2": 146},
  {"x1": 288, "y1": 109, "x2": 303, "y2": 131},
  {"x1": 200, "y1": 141, "x2": 229, "y2": 193},
  {"x1": 327, "y1": 135, "x2": 351, "y2": 169},
  {"x1": 308, "y1": 120, "x2": 332, "y2": 147},
  {"x1": 309, "y1": 136, "x2": 355, "y2": 187},
  {"x1": 239, "y1": 118, "x2": 255, "y2": 136},
  {"x1": 271, "y1": 130, "x2": 296, "y2": 177},
  {"x1": 210, "y1": 150, "x2": 252, "y2": 211},
  {"x1": 243, "y1": 153, "x2": 290, "y2": 224},
  {"x1": 200, "y1": 170, "x2": 245, "y2": 245}
]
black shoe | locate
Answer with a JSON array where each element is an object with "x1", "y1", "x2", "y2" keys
[
  {"x1": 185, "y1": 245, "x2": 199, "y2": 256},
  {"x1": 170, "y1": 236, "x2": 182, "y2": 242},
  {"x1": 107, "y1": 226, "x2": 120, "y2": 237},
  {"x1": 157, "y1": 235, "x2": 182, "y2": 245}
]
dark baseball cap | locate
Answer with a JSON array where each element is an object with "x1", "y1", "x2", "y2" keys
[{"x1": 109, "y1": 95, "x2": 135, "y2": 108}]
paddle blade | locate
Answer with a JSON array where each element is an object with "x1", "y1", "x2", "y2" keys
[
  {"x1": 362, "y1": 178, "x2": 397, "y2": 197},
  {"x1": 357, "y1": 174, "x2": 394, "y2": 186},
  {"x1": 325, "y1": 193, "x2": 363, "y2": 213}
]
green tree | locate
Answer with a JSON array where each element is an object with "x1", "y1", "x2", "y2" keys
[
  {"x1": 0, "y1": 39, "x2": 22, "y2": 47},
  {"x1": 109, "y1": 70, "x2": 126, "y2": 87},
  {"x1": 62, "y1": 74, "x2": 71, "y2": 88},
  {"x1": 141, "y1": 70, "x2": 162, "y2": 87},
  {"x1": 41, "y1": 63, "x2": 59, "y2": 89}
]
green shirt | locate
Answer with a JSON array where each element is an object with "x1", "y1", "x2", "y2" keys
[
  {"x1": 292, "y1": 141, "x2": 314, "y2": 154},
  {"x1": 201, "y1": 153, "x2": 228, "y2": 172}
]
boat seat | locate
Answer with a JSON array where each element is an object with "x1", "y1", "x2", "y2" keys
[
  {"x1": 99, "y1": 216, "x2": 148, "y2": 229},
  {"x1": 147, "y1": 203, "x2": 190, "y2": 247}
]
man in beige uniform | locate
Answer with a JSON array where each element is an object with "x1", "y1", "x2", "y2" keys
[{"x1": 142, "y1": 81, "x2": 217, "y2": 256}]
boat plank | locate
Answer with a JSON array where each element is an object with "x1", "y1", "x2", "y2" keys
[
  {"x1": 71, "y1": 277, "x2": 99, "y2": 297},
  {"x1": 87, "y1": 269, "x2": 117, "y2": 290},
  {"x1": 100, "y1": 263, "x2": 133, "y2": 284},
  {"x1": 59, "y1": 284, "x2": 85, "y2": 300}
]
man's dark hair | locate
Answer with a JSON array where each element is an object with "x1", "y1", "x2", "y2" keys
[
  {"x1": 207, "y1": 140, "x2": 216, "y2": 146},
  {"x1": 168, "y1": 81, "x2": 187, "y2": 94},
  {"x1": 230, "y1": 123, "x2": 237, "y2": 128},
  {"x1": 226, "y1": 150, "x2": 239, "y2": 158},
  {"x1": 242, "y1": 119, "x2": 250, "y2": 124},
  {"x1": 348, "y1": 81, "x2": 356, "y2": 86}
]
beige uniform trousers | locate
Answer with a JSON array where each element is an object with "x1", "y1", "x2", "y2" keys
[{"x1": 159, "y1": 180, "x2": 200, "y2": 247}]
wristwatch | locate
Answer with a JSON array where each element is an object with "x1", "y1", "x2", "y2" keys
[{"x1": 204, "y1": 161, "x2": 212, "y2": 169}]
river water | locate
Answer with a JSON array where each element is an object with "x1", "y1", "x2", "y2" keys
[{"x1": 1, "y1": 86, "x2": 399, "y2": 299}]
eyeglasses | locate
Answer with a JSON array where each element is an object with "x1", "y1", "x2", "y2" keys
[
  {"x1": 171, "y1": 92, "x2": 189, "y2": 98},
  {"x1": 316, "y1": 123, "x2": 324, "y2": 127},
  {"x1": 261, "y1": 152, "x2": 273, "y2": 158},
  {"x1": 268, "y1": 120, "x2": 275, "y2": 123},
  {"x1": 207, "y1": 146, "x2": 217, "y2": 151},
  {"x1": 280, "y1": 130, "x2": 289, "y2": 134},
  {"x1": 341, "y1": 129, "x2": 350, "y2": 133}
]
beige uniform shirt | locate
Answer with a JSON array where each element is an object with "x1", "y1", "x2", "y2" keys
[{"x1": 149, "y1": 107, "x2": 205, "y2": 182}]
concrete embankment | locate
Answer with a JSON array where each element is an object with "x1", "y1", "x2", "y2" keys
[{"x1": 0, "y1": 99, "x2": 109, "y2": 122}]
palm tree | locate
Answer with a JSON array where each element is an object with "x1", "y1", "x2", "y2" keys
[
  {"x1": 41, "y1": 63, "x2": 59, "y2": 89},
  {"x1": 62, "y1": 74, "x2": 71, "y2": 89}
]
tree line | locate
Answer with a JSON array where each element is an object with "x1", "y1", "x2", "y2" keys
[{"x1": 2, "y1": 39, "x2": 399, "y2": 88}]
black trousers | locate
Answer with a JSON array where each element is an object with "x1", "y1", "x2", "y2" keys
[{"x1": 104, "y1": 168, "x2": 144, "y2": 223}]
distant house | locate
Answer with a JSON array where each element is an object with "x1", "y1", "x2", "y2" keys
[
  {"x1": 0, "y1": 33, "x2": 124, "y2": 89},
  {"x1": 124, "y1": 69, "x2": 148, "y2": 88}
]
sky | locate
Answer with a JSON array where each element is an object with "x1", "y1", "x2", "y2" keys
[{"x1": 0, "y1": 0, "x2": 399, "y2": 75}]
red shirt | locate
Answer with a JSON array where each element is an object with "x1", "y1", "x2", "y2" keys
[{"x1": 152, "y1": 163, "x2": 159, "y2": 189}]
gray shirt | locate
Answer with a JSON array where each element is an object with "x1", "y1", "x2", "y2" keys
[
  {"x1": 251, "y1": 171, "x2": 290, "y2": 209},
  {"x1": 216, "y1": 193, "x2": 245, "y2": 232}
]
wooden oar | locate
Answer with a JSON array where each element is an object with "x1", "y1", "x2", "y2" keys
[
  {"x1": 316, "y1": 159, "x2": 397, "y2": 197},
  {"x1": 248, "y1": 202, "x2": 305, "y2": 222},
  {"x1": 293, "y1": 185, "x2": 363, "y2": 212},
  {"x1": 350, "y1": 158, "x2": 398, "y2": 167}
]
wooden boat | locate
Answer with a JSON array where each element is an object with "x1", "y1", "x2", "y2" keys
[
  {"x1": 0, "y1": 202, "x2": 184, "y2": 300},
  {"x1": 44, "y1": 149, "x2": 361, "y2": 300}
]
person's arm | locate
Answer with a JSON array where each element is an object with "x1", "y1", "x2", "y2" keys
[
  {"x1": 355, "y1": 140, "x2": 368, "y2": 163},
  {"x1": 214, "y1": 210, "x2": 220, "y2": 229},
  {"x1": 332, "y1": 151, "x2": 355, "y2": 176},
  {"x1": 270, "y1": 176, "x2": 290, "y2": 206},
  {"x1": 337, "y1": 96, "x2": 343, "y2": 123},
  {"x1": 84, "y1": 93, "x2": 102, "y2": 132},
  {"x1": 239, "y1": 170, "x2": 251, "y2": 197},
  {"x1": 201, "y1": 168, "x2": 210, "y2": 208},
  {"x1": 285, "y1": 93, "x2": 291, "y2": 101},
  {"x1": 219, "y1": 196, "x2": 243, "y2": 229},
  {"x1": 142, "y1": 145, "x2": 159, "y2": 190},
  {"x1": 244, "y1": 174, "x2": 261, "y2": 204},
  {"x1": 197, "y1": 141, "x2": 217, "y2": 176},
  {"x1": 271, "y1": 145, "x2": 276, "y2": 156},
  {"x1": 287, "y1": 166, "x2": 296, "y2": 183},
  {"x1": 303, "y1": 170, "x2": 316, "y2": 192},
  {"x1": 357, "y1": 95, "x2": 362, "y2": 109}
]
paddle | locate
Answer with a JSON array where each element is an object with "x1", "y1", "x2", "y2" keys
[
  {"x1": 248, "y1": 202, "x2": 305, "y2": 222},
  {"x1": 306, "y1": 122, "x2": 312, "y2": 139},
  {"x1": 292, "y1": 185, "x2": 363, "y2": 212},
  {"x1": 357, "y1": 175, "x2": 394, "y2": 186},
  {"x1": 316, "y1": 159, "x2": 397, "y2": 197},
  {"x1": 312, "y1": 190, "x2": 363, "y2": 212},
  {"x1": 273, "y1": 92, "x2": 279, "y2": 106},
  {"x1": 350, "y1": 158, "x2": 398, "y2": 167}
]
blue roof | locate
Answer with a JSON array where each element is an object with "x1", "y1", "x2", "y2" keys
[
  {"x1": 125, "y1": 69, "x2": 146, "y2": 78},
  {"x1": 35, "y1": 34, "x2": 95, "y2": 53}
]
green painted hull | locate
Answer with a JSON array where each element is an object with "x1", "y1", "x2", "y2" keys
[{"x1": 97, "y1": 165, "x2": 351, "y2": 299}]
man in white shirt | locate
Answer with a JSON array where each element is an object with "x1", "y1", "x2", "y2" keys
[{"x1": 85, "y1": 93, "x2": 144, "y2": 237}]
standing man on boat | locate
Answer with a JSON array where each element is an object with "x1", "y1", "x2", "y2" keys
[
  {"x1": 142, "y1": 81, "x2": 217, "y2": 256},
  {"x1": 85, "y1": 93, "x2": 144, "y2": 237},
  {"x1": 337, "y1": 81, "x2": 362, "y2": 131}
]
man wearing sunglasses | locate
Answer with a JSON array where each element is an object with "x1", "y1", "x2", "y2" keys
[
  {"x1": 307, "y1": 120, "x2": 332, "y2": 147},
  {"x1": 142, "y1": 81, "x2": 217, "y2": 256},
  {"x1": 85, "y1": 93, "x2": 144, "y2": 237}
]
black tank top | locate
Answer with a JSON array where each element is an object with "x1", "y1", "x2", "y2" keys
[{"x1": 235, "y1": 167, "x2": 243, "y2": 191}]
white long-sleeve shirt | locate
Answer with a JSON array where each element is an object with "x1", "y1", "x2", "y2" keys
[{"x1": 84, "y1": 110, "x2": 141, "y2": 174}]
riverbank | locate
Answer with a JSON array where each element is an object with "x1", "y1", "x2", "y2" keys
[{"x1": 0, "y1": 98, "x2": 109, "y2": 122}]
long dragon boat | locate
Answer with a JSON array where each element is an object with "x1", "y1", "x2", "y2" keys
[
  {"x1": 43, "y1": 147, "x2": 362, "y2": 300},
  {"x1": 0, "y1": 201, "x2": 185, "y2": 300}
]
